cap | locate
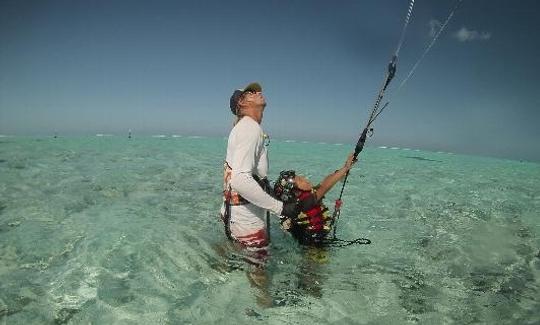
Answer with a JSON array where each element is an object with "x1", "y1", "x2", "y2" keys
[{"x1": 229, "y1": 82, "x2": 262, "y2": 115}]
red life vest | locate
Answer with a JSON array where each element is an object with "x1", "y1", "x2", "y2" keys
[{"x1": 290, "y1": 190, "x2": 333, "y2": 244}]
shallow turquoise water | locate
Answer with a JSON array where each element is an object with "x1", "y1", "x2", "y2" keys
[{"x1": 0, "y1": 136, "x2": 539, "y2": 324}]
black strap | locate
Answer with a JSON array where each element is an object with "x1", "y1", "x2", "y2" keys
[{"x1": 223, "y1": 186, "x2": 233, "y2": 241}]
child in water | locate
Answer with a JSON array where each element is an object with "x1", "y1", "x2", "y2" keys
[{"x1": 273, "y1": 153, "x2": 356, "y2": 246}]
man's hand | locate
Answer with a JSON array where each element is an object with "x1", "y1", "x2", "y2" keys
[
  {"x1": 281, "y1": 201, "x2": 299, "y2": 219},
  {"x1": 281, "y1": 194, "x2": 318, "y2": 219}
]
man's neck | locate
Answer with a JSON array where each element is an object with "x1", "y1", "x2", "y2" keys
[{"x1": 241, "y1": 110, "x2": 261, "y2": 124}]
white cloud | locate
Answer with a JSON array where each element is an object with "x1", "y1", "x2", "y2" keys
[
  {"x1": 453, "y1": 27, "x2": 491, "y2": 42},
  {"x1": 429, "y1": 19, "x2": 442, "y2": 38}
]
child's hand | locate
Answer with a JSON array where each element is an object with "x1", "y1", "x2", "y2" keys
[{"x1": 343, "y1": 153, "x2": 357, "y2": 171}]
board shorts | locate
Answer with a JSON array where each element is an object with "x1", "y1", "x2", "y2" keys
[{"x1": 220, "y1": 203, "x2": 269, "y2": 267}]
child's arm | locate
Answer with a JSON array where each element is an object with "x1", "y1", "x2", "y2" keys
[{"x1": 314, "y1": 153, "x2": 356, "y2": 201}]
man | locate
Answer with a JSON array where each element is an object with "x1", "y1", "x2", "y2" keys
[
  {"x1": 221, "y1": 82, "x2": 285, "y2": 262},
  {"x1": 220, "y1": 82, "x2": 317, "y2": 307}
]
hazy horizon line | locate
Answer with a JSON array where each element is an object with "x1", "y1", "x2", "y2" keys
[{"x1": 1, "y1": 133, "x2": 538, "y2": 164}]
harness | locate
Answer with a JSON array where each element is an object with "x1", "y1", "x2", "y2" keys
[
  {"x1": 223, "y1": 187, "x2": 248, "y2": 206},
  {"x1": 287, "y1": 190, "x2": 333, "y2": 246},
  {"x1": 222, "y1": 162, "x2": 272, "y2": 241}
]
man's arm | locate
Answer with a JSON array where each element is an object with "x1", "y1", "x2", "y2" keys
[{"x1": 229, "y1": 121, "x2": 283, "y2": 215}]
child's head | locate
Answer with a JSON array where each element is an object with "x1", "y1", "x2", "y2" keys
[{"x1": 274, "y1": 170, "x2": 313, "y2": 202}]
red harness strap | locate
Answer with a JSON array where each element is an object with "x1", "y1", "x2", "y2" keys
[{"x1": 296, "y1": 190, "x2": 331, "y2": 237}]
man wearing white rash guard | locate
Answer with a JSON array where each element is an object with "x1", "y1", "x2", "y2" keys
[{"x1": 221, "y1": 82, "x2": 298, "y2": 265}]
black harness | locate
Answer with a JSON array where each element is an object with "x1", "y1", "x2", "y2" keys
[{"x1": 223, "y1": 175, "x2": 272, "y2": 241}]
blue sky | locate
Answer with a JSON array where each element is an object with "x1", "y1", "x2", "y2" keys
[{"x1": 1, "y1": 0, "x2": 539, "y2": 161}]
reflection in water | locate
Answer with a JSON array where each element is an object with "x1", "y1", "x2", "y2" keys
[
  {"x1": 212, "y1": 238, "x2": 330, "y2": 309},
  {"x1": 295, "y1": 247, "x2": 328, "y2": 299},
  {"x1": 211, "y1": 240, "x2": 273, "y2": 308}
]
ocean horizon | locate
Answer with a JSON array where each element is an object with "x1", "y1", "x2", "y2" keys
[{"x1": 0, "y1": 134, "x2": 535, "y2": 164}]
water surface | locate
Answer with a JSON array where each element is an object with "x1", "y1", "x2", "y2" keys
[{"x1": 0, "y1": 136, "x2": 538, "y2": 324}]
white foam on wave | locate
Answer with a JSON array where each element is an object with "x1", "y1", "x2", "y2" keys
[
  {"x1": 171, "y1": 135, "x2": 182, "y2": 138},
  {"x1": 152, "y1": 135, "x2": 167, "y2": 138},
  {"x1": 96, "y1": 134, "x2": 113, "y2": 137},
  {"x1": 390, "y1": 147, "x2": 400, "y2": 150}
]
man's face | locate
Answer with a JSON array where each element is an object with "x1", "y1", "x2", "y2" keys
[
  {"x1": 240, "y1": 91, "x2": 266, "y2": 122},
  {"x1": 241, "y1": 91, "x2": 266, "y2": 108}
]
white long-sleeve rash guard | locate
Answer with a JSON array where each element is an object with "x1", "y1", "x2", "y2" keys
[{"x1": 226, "y1": 116, "x2": 283, "y2": 216}]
